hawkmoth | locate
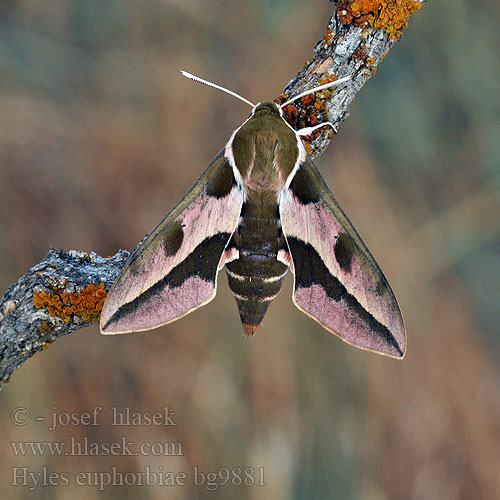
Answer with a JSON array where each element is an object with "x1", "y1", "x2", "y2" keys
[{"x1": 100, "y1": 72, "x2": 406, "y2": 358}]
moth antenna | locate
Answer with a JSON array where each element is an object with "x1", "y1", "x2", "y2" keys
[
  {"x1": 297, "y1": 121, "x2": 337, "y2": 137},
  {"x1": 279, "y1": 75, "x2": 351, "y2": 109},
  {"x1": 180, "y1": 70, "x2": 255, "y2": 108}
]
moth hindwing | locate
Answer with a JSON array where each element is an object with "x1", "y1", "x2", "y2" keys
[{"x1": 100, "y1": 100, "x2": 405, "y2": 358}]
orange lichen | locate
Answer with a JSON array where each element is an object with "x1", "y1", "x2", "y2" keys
[
  {"x1": 38, "y1": 321, "x2": 53, "y2": 335},
  {"x1": 34, "y1": 283, "x2": 107, "y2": 324},
  {"x1": 277, "y1": 98, "x2": 299, "y2": 129},
  {"x1": 337, "y1": 0, "x2": 422, "y2": 41},
  {"x1": 323, "y1": 29, "x2": 334, "y2": 46},
  {"x1": 353, "y1": 43, "x2": 377, "y2": 75}
]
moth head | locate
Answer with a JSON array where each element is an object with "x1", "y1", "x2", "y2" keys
[
  {"x1": 180, "y1": 70, "x2": 351, "y2": 118},
  {"x1": 252, "y1": 101, "x2": 280, "y2": 117},
  {"x1": 180, "y1": 70, "x2": 352, "y2": 138}
]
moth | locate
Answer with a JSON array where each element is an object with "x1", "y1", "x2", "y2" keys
[{"x1": 100, "y1": 71, "x2": 406, "y2": 358}]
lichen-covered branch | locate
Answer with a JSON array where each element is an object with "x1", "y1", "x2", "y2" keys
[
  {"x1": 278, "y1": 0, "x2": 424, "y2": 158},
  {"x1": 0, "y1": 249, "x2": 130, "y2": 385},
  {"x1": 0, "y1": 0, "x2": 423, "y2": 385}
]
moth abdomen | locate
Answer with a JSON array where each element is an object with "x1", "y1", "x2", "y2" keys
[
  {"x1": 226, "y1": 264, "x2": 286, "y2": 298},
  {"x1": 226, "y1": 264, "x2": 287, "y2": 337},
  {"x1": 225, "y1": 210, "x2": 288, "y2": 337}
]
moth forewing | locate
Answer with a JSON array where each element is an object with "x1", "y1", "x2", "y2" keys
[{"x1": 100, "y1": 151, "x2": 243, "y2": 335}]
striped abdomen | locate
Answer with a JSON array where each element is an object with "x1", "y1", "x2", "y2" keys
[{"x1": 225, "y1": 204, "x2": 288, "y2": 336}]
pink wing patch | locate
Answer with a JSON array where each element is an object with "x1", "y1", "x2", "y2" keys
[
  {"x1": 102, "y1": 275, "x2": 216, "y2": 333},
  {"x1": 294, "y1": 284, "x2": 403, "y2": 357}
]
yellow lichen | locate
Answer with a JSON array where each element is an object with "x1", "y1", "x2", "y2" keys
[
  {"x1": 337, "y1": 0, "x2": 422, "y2": 41},
  {"x1": 38, "y1": 321, "x2": 52, "y2": 335},
  {"x1": 41, "y1": 337, "x2": 56, "y2": 349},
  {"x1": 34, "y1": 283, "x2": 107, "y2": 324}
]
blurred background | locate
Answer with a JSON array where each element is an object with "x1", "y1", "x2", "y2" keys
[{"x1": 1, "y1": 1, "x2": 499, "y2": 499}]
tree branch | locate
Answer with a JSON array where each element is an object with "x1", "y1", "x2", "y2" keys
[
  {"x1": 0, "y1": 249, "x2": 130, "y2": 385},
  {"x1": 0, "y1": 1, "x2": 424, "y2": 386}
]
